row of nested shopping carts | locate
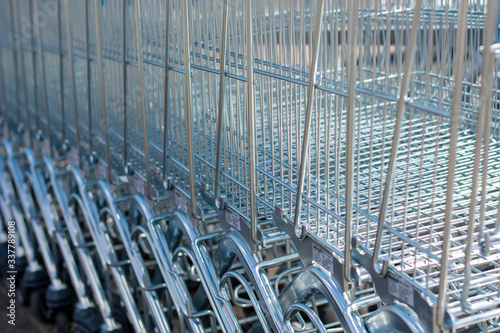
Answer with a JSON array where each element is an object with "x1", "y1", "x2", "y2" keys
[{"x1": 0, "y1": 0, "x2": 499, "y2": 332}]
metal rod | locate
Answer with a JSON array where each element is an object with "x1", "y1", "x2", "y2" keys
[
  {"x1": 245, "y1": 0, "x2": 261, "y2": 246},
  {"x1": 344, "y1": 0, "x2": 359, "y2": 289},
  {"x1": 292, "y1": 0, "x2": 325, "y2": 240},
  {"x1": 13, "y1": 0, "x2": 31, "y2": 146},
  {"x1": 58, "y1": 0, "x2": 65, "y2": 142},
  {"x1": 135, "y1": 0, "x2": 151, "y2": 197},
  {"x1": 372, "y1": 0, "x2": 423, "y2": 276},
  {"x1": 93, "y1": 0, "x2": 111, "y2": 181},
  {"x1": 34, "y1": 0, "x2": 51, "y2": 156},
  {"x1": 162, "y1": 0, "x2": 170, "y2": 183},
  {"x1": 122, "y1": 0, "x2": 128, "y2": 167},
  {"x1": 85, "y1": 0, "x2": 92, "y2": 155},
  {"x1": 213, "y1": 0, "x2": 229, "y2": 209},
  {"x1": 64, "y1": 0, "x2": 80, "y2": 165},
  {"x1": 0, "y1": 46, "x2": 6, "y2": 139},
  {"x1": 28, "y1": 0, "x2": 38, "y2": 134},
  {"x1": 7, "y1": 0, "x2": 19, "y2": 138},
  {"x1": 437, "y1": 0, "x2": 468, "y2": 327},
  {"x1": 462, "y1": 0, "x2": 500, "y2": 314},
  {"x1": 181, "y1": 0, "x2": 196, "y2": 218}
]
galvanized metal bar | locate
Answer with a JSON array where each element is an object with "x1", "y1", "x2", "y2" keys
[
  {"x1": 373, "y1": 0, "x2": 423, "y2": 276},
  {"x1": 181, "y1": 0, "x2": 196, "y2": 218},
  {"x1": 245, "y1": 0, "x2": 261, "y2": 245},
  {"x1": 0, "y1": 45, "x2": 6, "y2": 138},
  {"x1": 292, "y1": 0, "x2": 325, "y2": 240},
  {"x1": 462, "y1": 0, "x2": 500, "y2": 314},
  {"x1": 93, "y1": 0, "x2": 111, "y2": 181},
  {"x1": 161, "y1": 0, "x2": 170, "y2": 183},
  {"x1": 58, "y1": 0, "x2": 65, "y2": 142},
  {"x1": 34, "y1": 0, "x2": 51, "y2": 156},
  {"x1": 437, "y1": 0, "x2": 468, "y2": 327},
  {"x1": 344, "y1": 0, "x2": 359, "y2": 288},
  {"x1": 7, "y1": 0, "x2": 19, "y2": 137},
  {"x1": 64, "y1": 0, "x2": 80, "y2": 165},
  {"x1": 85, "y1": 0, "x2": 92, "y2": 154},
  {"x1": 214, "y1": 0, "x2": 229, "y2": 208},
  {"x1": 13, "y1": 0, "x2": 31, "y2": 146},
  {"x1": 122, "y1": 0, "x2": 128, "y2": 167},
  {"x1": 135, "y1": 0, "x2": 151, "y2": 197},
  {"x1": 28, "y1": 0, "x2": 38, "y2": 134}
]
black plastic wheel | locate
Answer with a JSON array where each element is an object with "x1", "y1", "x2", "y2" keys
[
  {"x1": 73, "y1": 307, "x2": 103, "y2": 333},
  {"x1": 75, "y1": 323, "x2": 96, "y2": 333},
  {"x1": 56, "y1": 310, "x2": 74, "y2": 333},
  {"x1": 112, "y1": 295, "x2": 132, "y2": 333},
  {"x1": 30, "y1": 288, "x2": 51, "y2": 323},
  {"x1": 16, "y1": 282, "x2": 30, "y2": 307}
]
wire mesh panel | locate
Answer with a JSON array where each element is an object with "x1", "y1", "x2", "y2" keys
[
  {"x1": 133, "y1": 0, "x2": 169, "y2": 194},
  {"x1": 2, "y1": 0, "x2": 500, "y2": 332},
  {"x1": 0, "y1": 0, "x2": 32, "y2": 144},
  {"x1": 365, "y1": 0, "x2": 500, "y2": 330}
]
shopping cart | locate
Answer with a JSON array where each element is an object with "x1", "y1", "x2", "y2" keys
[
  {"x1": 2, "y1": 0, "x2": 500, "y2": 332},
  {"x1": 266, "y1": 0, "x2": 500, "y2": 332}
]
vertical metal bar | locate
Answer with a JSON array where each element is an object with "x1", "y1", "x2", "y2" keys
[
  {"x1": 34, "y1": 0, "x2": 51, "y2": 156},
  {"x1": 93, "y1": 0, "x2": 111, "y2": 181},
  {"x1": 13, "y1": 0, "x2": 31, "y2": 146},
  {"x1": 162, "y1": 0, "x2": 170, "y2": 183},
  {"x1": 181, "y1": 0, "x2": 196, "y2": 217},
  {"x1": 28, "y1": 0, "x2": 38, "y2": 134},
  {"x1": 135, "y1": 0, "x2": 151, "y2": 197},
  {"x1": 85, "y1": 0, "x2": 92, "y2": 154},
  {"x1": 58, "y1": 0, "x2": 65, "y2": 142},
  {"x1": 461, "y1": 0, "x2": 499, "y2": 314},
  {"x1": 122, "y1": 0, "x2": 128, "y2": 167},
  {"x1": 65, "y1": 0, "x2": 80, "y2": 165},
  {"x1": 496, "y1": 198, "x2": 500, "y2": 234},
  {"x1": 437, "y1": 0, "x2": 468, "y2": 327},
  {"x1": 344, "y1": 0, "x2": 359, "y2": 288},
  {"x1": 214, "y1": 0, "x2": 229, "y2": 208},
  {"x1": 245, "y1": 0, "x2": 260, "y2": 245},
  {"x1": 7, "y1": 0, "x2": 19, "y2": 140},
  {"x1": 292, "y1": 0, "x2": 325, "y2": 240},
  {"x1": 478, "y1": 37, "x2": 498, "y2": 240},
  {"x1": 373, "y1": 0, "x2": 423, "y2": 276},
  {"x1": 0, "y1": 46, "x2": 6, "y2": 139}
]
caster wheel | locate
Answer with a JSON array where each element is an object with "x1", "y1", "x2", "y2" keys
[
  {"x1": 17, "y1": 283, "x2": 30, "y2": 307},
  {"x1": 112, "y1": 296, "x2": 132, "y2": 333},
  {"x1": 73, "y1": 307, "x2": 103, "y2": 333},
  {"x1": 56, "y1": 310, "x2": 74, "y2": 333},
  {"x1": 30, "y1": 288, "x2": 51, "y2": 323}
]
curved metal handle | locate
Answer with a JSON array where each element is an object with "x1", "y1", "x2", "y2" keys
[
  {"x1": 68, "y1": 191, "x2": 111, "y2": 268},
  {"x1": 67, "y1": 193, "x2": 90, "y2": 248},
  {"x1": 278, "y1": 265, "x2": 365, "y2": 333},
  {"x1": 130, "y1": 224, "x2": 159, "y2": 290},
  {"x1": 283, "y1": 303, "x2": 328, "y2": 333},
  {"x1": 220, "y1": 270, "x2": 270, "y2": 332},
  {"x1": 130, "y1": 193, "x2": 154, "y2": 222}
]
